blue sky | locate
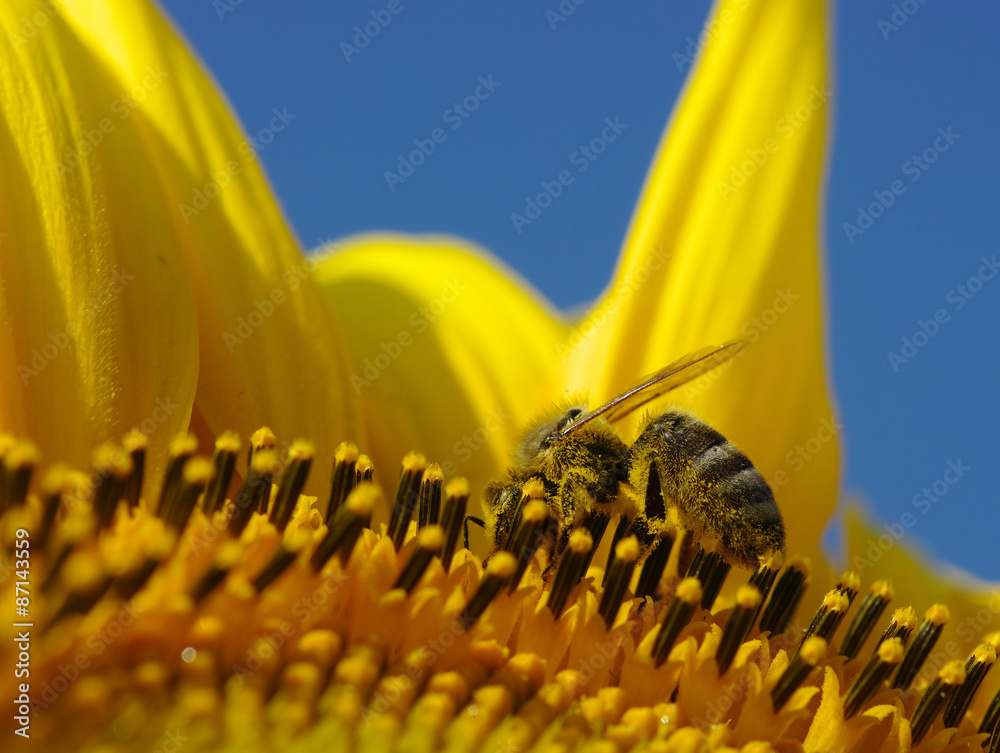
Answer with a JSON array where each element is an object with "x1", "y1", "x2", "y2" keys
[{"x1": 160, "y1": 1, "x2": 1000, "y2": 580}]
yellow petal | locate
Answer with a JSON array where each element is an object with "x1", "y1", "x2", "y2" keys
[
  {"x1": 566, "y1": 0, "x2": 838, "y2": 564},
  {"x1": 0, "y1": 0, "x2": 362, "y2": 484},
  {"x1": 314, "y1": 234, "x2": 569, "y2": 512},
  {"x1": 0, "y1": 1, "x2": 198, "y2": 474}
]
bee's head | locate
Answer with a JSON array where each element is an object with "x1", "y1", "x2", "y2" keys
[{"x1": 515, "y1": 405, "x2": 585, "y2": 466}]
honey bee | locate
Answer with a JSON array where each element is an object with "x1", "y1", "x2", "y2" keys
[{"x1": 479, "y1": 342, "x2": 785, "y2": 590}]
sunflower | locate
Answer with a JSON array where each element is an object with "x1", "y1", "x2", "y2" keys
[{"x1": 2, "y1": 0, "x2": 998, "y2": 751}]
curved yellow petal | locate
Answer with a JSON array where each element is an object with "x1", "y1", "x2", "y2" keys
[
  {"x1": 567, "y1": 0, "x2": 838, "y2": 564},
  {"x1": 0, "y1": 1, "x2": 198, "y2": 474},
  {"x1": 314, "y1": 235, "x2": 569, "y2": 513},
  {"x1": 0, "y1": 1, "x2": 361, "y2": 486}
]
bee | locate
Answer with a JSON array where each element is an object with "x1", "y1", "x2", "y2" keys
[{"x1": 478, "y1": 342, "x2": 785, "y2": 592}]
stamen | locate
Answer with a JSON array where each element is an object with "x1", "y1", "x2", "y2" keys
[
  {"x1": 582, "y1": 512, "x2": 610, "y2": 574},
  {"x1": 325, "y1": 441, "x2": 359, "y2": 523},
  {"x1": 772, "y1": 636, "x2": 827, "y2": 711},
  {"x1": 602, "y1": 515, "x2": 632, "y2": 588},
  {"x1": 190, "y1": 540, "x2": 243, "y2": 604},
  {"x1": 758, "y1": 557, "x2": 810, "y2": 635},
  {"x1": 547, "y1": 528, "x2": 593, "y2": 619},
  {"x1": 598, "y1": 536, "x2": 640, "y2": 629},
  {"x1": 122, "y1": 430, "x2": 148, "y2": 510},
  {"x1": 156, "y1": 433, "x2": 198, "y2": 518},
  {"x1": 247, "y1": 426, "x2": 276, "y2": 470},
  {"x1": 834, "y1": 570, "x2": 861, "y2": 606},
  {"x1": 839, "y1": 579, "x2": 893, "y2": 660},
  {"x1": 652, "y1": 577, "x2": 702, "y2": 668},
  {"x1": 393, "y1": 525, "x2": 444, "y2": 593},
  {"x1": 942, "y1": 641, "x2": 997, "y2": 728},
  {"x1": 228, "y1": 449, "x2": 278, "y2": 536},
  {"x1": 356, "y1": 454, "x2": 374, "y2": 484},
  {"x1": 201, "y1": 431, "x2": 240, "y2": 515},
  {"x1": 874, "y1": 606, "x2": 917, "y2": 651},
  {"x1": 387, "y1": 452, "x2": 427, "y2": 550},
  {"x1": 501, "y1": 478, "x2": 546, "y2": 551},
  {"x1": 459, "y1": 552, "x2": 516, "y2": 629},
  {"x1": 843, "y1": 637, "x2": 904, "y2": 719},
  {"x1": 746, "y1": 553, "x2": 782, "y2": 631},
  {"x1": 797, "y1": 590, "x2": 850, "y2": 654},
  {"x1": 716, "y1": 585, "x2": 763, "y2": 676},
  {"x1": 437, "y1": 478, "x2": 469, "y2": 571},
  {"x1": 37, "y1": 464, "x2": 69, "y2": 550},
  {"x1": 310, "y1": 483, "x2": 380, "y2": 572},
  {"x1": 417, "y1": 464, "x2": 444, "y2": 528},
  {"x1": 0, "y1": 434, "x2": 15, "y2": 507},
  {"x1": 634, "y1": 531, "x2": 675, "y2": 600},
  {"x1": 685, "y1": 548, "x2": 730, "y2": 610},
  {"x1": 910, "y1": 660, "x2": 966, "y2": 744},
  {"x1": 979, "y1": 685, "x2": 1000, "y2": 741},
  {"x1": 253, "y1": 526, "x2": 311, "y2": 592},
  {"x1": 1, "y1": 439, "x2": 38, "y2": 512},
  {"x1": 269, "y1": 439, "x2": 315, "y2": 532},
  {"x1": 46, "y1": 552, "x2": 112, "y2": 629},
  {"x1": 159, "y1": 458, "x2": 213, "y2": 533},
  {"x1": 894, "y1": 604, "x2": 949, "y2": 689},
  {"x1": 505, "y1": 500, "x2": 550, "y2": 593},
  {"x1": 91, "y1": 443, "x2": 132, "y2": 530}
]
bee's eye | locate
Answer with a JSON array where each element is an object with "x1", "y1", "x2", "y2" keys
[{"x1": 555, "y1": 407, "x2": 583, "y2": 432}]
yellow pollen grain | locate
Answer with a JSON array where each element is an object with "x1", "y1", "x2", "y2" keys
[
  {"x1": 523, "y1": 478, "x2": 546, "y2": 500},
  {"x1": 214, "y1": 540, "x2": 244, "y2": 569},
  {"x1": 522, "y1": 500, "x2": 548, "y2": 523},
  {"x1": 169, "y1": 432, "x2": 198, "y2": 457},
  {"x1": 838, "y1": 570, "x2": 861, "y2": 591},
  {"x1": 445, "y1": 477, "x2": 470, "y2": 499},
  {"x1": 758, "y1": 551, "x2": 783, "y2": 572},
  {"x1": 183, "y1": 457, "x2": 214, "y2": 485},
  {"x1": 973, "y1": 642, "x2": 997, "y2": 666},
  {"x1": 940, "y1": 660, "x2": 967, "y2": 685},
  {"x1": 800, "y1": 637, "x2": 827, "y2": 665},
  {"x1": 5, "y1": 439, "x2": 39, "y2": 469},
  {"x1": 893, "y1": 606, "x2": 918, "y2": 631},
  {"x1": 134, "y1": 661, "x2": 170, "y2": 691},
  {"x1": 123, "y1": 429, "x2": 149, "y2": 452},
  {"x1": 295, "y1": 630, "x2": 343, "y2": 667},
  {"x1": 402, "y1": 451, "x2": 428, "y2": 473},
  {"x1": 877, "y1": 637, "x2": 904, "y2": 664},
  {"x1": 357, "y1": 454, "x2": 374, "y2": 474},
  {"x1": 568, "y1": 529, "x2": 594, "y2": 554},
  {"x1": 190, "y1": 616, "x2": 226, "y2": 645},
  {"x1": 487, "y1": 552, "x2": 518, "y2": 579},
  {"x1": 251, "y1": 426, "x2": 276, "y2": 449},
  {"x1": 787, "y1": 555, "x2": 811, "y2": 578},
  {"x1": 346, "y1": 483, "x2": 381, "y2": 517},
  {"x1": 70, "y1": 676, "x2": 112, "y2": 710},
  {"x1": 62, "y1": 551, "x2": 104, "y2": 591},
  {"x1": 615, "y1": 536, "x2": 640, "y2": 563},
  {"x1": 507, "y1": 652, "x2": 547, "y2": 690},
  {"x1": 215, "y1": 430, "x2": 240, "y2": 453},
  {"x1": 282, "y1": 662, "x2": 322, "y2": 692},
  {"x1": 871, "y1": 578, "x2": 894, "y2": 600},
  {"x1": 180, "y1": 687, "x2": 221, "y2": 718},
  {"x1": 40, "y1": 463, "x2": 70, "y2": 495},
  {"x1": 335, "y1": 441, "x2": 359, "y2": 463},
  {"x1": 676, "y1": 577, "x2": 703, "y2": 605},
  {"x1": 417, "y1": 525, "x2": 445, "y2": 550},
  {"x1": 821, "y1": 590, "x2": 850, "y2": 612},
  {"x1": 251, "y1": 449, "x2": 278, "y2": 474},
  {"x1": 736, "y1": 585, "x2": 762, "y2": 610},
  {"x1": 283, "y1": 525, "x2": 311, "y2": 551},
  {"x1": 925, "y1": 603, "x2": 950, "y2": 625},
  {"x1": 427, "y1": 671, "x2": 470, "y2": 705},
  {"x1": 423, "y1": 463, "x2": 445, "y2": 483},
  {"x1": 288, "y1": 438, "x2": 316, "y2": 461}
]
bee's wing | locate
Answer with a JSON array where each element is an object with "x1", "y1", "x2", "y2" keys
[{"x1": 558, "y1": 341, "x2": 746, "y2": 436}]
